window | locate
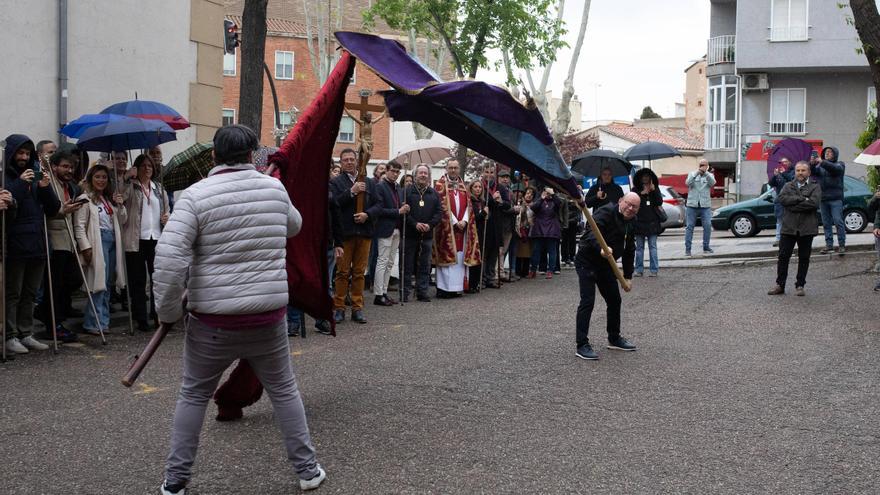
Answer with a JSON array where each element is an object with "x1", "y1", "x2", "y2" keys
[
  {"x1": 278, "y1": 111, "x2": 293, "y2": 127},
  {"x1": 705, "y1": 76, "x2": 737, "y2": 149},
  {"x1": 222, "y1": 108, "x2": 235, "y2": 127},
  {"x1": 769, "y1": 88, "x2": 806, "y2": 134},
  {"x1": 338, "y1": 116, "x2": 355, "y2": 143},
  {"x1": 350, "y1": 66, "x2": 357, "y2": 84},
  {"x1": 869, "y1": 86, "x2": 877, "y2": 117},
  {"x1": 223, "y1": 52, "x2": 236, "y2": 76},
  {"x1": 275, "y1": 51, "x2": 294, "y2": 79},
  {"x1": 770, "y1": 0, "x2": 809, "y2": 42}
]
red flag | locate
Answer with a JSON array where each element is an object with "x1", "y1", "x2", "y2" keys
[{"x1": 269, "y1": 51, "x2": 356, "y2": 334}]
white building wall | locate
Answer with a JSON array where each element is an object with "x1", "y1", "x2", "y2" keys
[{"x1": 0, "y1": 0, "x2": 200, "y2": 158}]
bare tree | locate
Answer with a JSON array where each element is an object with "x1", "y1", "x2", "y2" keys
[
  {"x1": 552, "y1": 0, "x2": 591, "y2": 141},
  {"x1": 407, "y1": 28, "x2": 449, "y2": 140},
  {"x1": 519, "y1": 0, "x2": 566, "y2": 122},
  {"x1": 303, "y1": 0, "x2": 343, "y2": 86},
  {"x1": 238, "y1": 0, "x2": 269, "y2": 138},
  {"x1": 849, "y1": 0, "x2": 880, "y2": 139}
]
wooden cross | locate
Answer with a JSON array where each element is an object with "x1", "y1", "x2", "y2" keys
[{"x1": 343, "y1": 89, "x2": 386, "y2": 212}]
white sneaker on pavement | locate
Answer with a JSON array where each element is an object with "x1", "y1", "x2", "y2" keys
[
  {"x1": 6, "y1": 338, "x2": 28, "y2": 354},
  {"x1": 300, "y1": 466, "x2": 326, "y2": 491},
  {"x1": 20, "y1": 336, "x2": 49, "y2": 351}
]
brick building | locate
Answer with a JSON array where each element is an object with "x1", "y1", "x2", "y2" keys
[{"x1": 222, "y1": 15, "x2": 391, "y2": 159}]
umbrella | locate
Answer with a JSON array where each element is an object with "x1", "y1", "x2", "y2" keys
[
  {"x1": 100, "y1": 99, "x2": 190, "y2": 130},
  {"x1": 767, "y1": 137, "x2": 813, "y2": 179},
  {"x1": 60, "y1": 114, "x2": 131, "y2": 139},
  {"x1": 253, "y1": 145, "x2": 278, "y2": 173},
  {"x1": 162, "y1": 142, "x2": 213, "y2": 193},
  {"x1": 622, "y1": 141, "x2": 681, "y2": 162},
  {"x1": 570, "y1": 149, "x2": 632, "y2": 177},
  {"x1": 393, "y1": 139, "x2": 451, "y2": 167},
  {"x1": 76, "y1": 116, "x2": 176, "y2": 152},
  {"x1": 854, "y1": 138, "x2": 880, "y2": 166}
]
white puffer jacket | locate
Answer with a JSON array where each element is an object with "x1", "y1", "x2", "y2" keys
[{"x1": 153, "y1": 164, "x2": 301, "y2": 323}]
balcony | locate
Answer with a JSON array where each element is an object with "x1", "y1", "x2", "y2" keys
[
  {"x1": 705, "y1": 121, "x2": 736, "y2": 150},
  {"x1": 707, "y1": 35, "x2": 735, "y2": 65}
]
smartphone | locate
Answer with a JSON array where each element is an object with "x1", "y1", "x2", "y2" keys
[
  {"x1": 32, "y1": 161, "x2": 43, "y2": 182},
  {"x1": 72, "y1": 197, "x2": 90, "y2": 205}
]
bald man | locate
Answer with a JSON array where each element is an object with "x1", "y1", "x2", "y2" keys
[{"x1": 574, "y1": 192, "x2": 640, "y2": 360}]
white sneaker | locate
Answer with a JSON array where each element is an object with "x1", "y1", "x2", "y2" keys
[
  {"x1": 299, "y1": 465, "x2": 326, "y2": 491},
  {"x1": 6, "y1": 338, "x2": 28, "y2": 354},
  {"x1": 20, "y1": 336, "x2": 49, "y2": 351}
]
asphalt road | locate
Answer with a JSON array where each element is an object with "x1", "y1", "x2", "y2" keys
[{"x1": 1, "y1": 255, "x2": 878, "y2": 494}]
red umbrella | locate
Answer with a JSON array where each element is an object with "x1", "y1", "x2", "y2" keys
[{"x1": 855, "y1": 138, "x2": 880, "y2": 166}]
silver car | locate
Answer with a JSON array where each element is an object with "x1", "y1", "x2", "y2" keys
[{"x1": 659, "y1": 185, "x2": 685, "y2": 232}]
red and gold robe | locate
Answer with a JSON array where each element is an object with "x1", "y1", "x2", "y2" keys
[{"x1": 433, "y1": 176, "x2": 480, "y2": 267}]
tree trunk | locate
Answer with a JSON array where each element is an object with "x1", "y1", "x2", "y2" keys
[
  {"x1": 239, "y1": 0, "x2": 268, "y2": 139},
  {"x1": 850, "y1": 0, "x2": 880, "y2": 139},
  {"x1": 552, "y1": 0, "x2": 591, "y2": 142}
]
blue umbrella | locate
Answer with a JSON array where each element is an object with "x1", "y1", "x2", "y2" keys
[
  {"x1": 76, "y1": 115, "x2": 176, "y2": 152},
  {"x1": 100, "y1": 99, "x2": 190, "y2": 130},
  {"x1": 60, "y1": 113, "x2": 129, "y2": 139}
]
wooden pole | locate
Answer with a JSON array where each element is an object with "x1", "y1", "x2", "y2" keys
[{"x1": 577, "y1": 202, "x2": 631, "y2": 292}]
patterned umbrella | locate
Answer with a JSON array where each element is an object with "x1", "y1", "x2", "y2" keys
[
  {"x1": 162, "y1": 142, "x2": 213, "y2": 192},
  {"x1": 855, "y1": 138, "x2": 880, "y2": 166}
]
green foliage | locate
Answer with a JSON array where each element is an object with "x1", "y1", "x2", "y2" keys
[
  {"x1": 640, "y1": 106, "x2": 662, "y2": 119},
  {"x1": 363, "y1": 0, "x2": 566, "y2": 78},
  {"x1": 857, "y1": 102, "x2": 879, "y2": 190}
]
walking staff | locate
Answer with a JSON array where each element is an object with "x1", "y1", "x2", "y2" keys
[
  {"x1": 38, "y1": 155, "x2": 59, "y2": 352},
  {"x1": 111, "y1": 156, "x2": 135, "y2": 336}
]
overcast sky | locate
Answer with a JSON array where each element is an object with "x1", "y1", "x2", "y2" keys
[{"x1": 478, "y1": 0, "x2": 710, "y2": 123}]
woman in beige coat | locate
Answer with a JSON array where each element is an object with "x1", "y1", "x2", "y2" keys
[{"x1": 73, "y1": 164, "x2": 127, "y2": 335}]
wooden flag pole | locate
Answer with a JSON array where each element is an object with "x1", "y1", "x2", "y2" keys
[{"x1": 576, "y1": 202, "x2": 631, "y2": 292}]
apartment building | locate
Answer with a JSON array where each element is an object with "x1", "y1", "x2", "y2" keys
[{"x1": 705, "y1": 0, "x2": 874, "y2": 198}]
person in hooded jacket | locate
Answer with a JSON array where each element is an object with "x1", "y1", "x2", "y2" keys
[
  {"x1": 3, "y1": 134, "x2": 62, "y2": 355},
  {"x1": 812, "y1": 146, "x2": 846, "y2": 254},
  {"x1": 632, "y1": 169, "x2": 664, "y2": 277}
]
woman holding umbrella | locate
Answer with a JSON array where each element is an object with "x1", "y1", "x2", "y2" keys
[
  {"x1": 632, "y1": 168, "x2": 665, "y2": 277},
  {"x1": 73, "y1": 164, "x2": 127, "y2": 335},
  {"x1": 123, "y1": 154, "x2": 170, "y2": 332}
]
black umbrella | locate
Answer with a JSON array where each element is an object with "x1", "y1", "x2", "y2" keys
[
  {"x1": 622, "y1": 141, "x2": 681, "y2": 168},
  {"x1": 570, "y1": 149, "x2": 632, "y2": 177}
]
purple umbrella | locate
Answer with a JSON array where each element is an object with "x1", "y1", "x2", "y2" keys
[{"x1": 766, "y1": 138, "x2": 812, "y2": 179}]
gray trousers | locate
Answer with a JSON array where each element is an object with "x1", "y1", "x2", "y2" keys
[
  {"x1": 165, "y1": 316, "x2": 319, "y2": 485},
  {"x1": 5, "y1": 259, "x2": 46, "y2": 340}
]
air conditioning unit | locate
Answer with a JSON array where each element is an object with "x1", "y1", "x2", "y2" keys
[{"x1": 742, "y1": 73, "x2": 769, "y2": 91}]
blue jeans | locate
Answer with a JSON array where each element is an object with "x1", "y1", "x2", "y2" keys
[
  {"x1": 819, "y1": 199, "x2": 845, "y2": 247},
  {"x1": 774, "y1": 202, "x2": 784, "y2": 241},
  {"x1": 635, "y1": 234, "x2": 659, "y2": 274},
  {"x1": 685, "y1": 206, "x2": 712, "y2": 252},
  {"x1": 289, "y1": 248, "x2": 337, "y2": 329},
  {"x1": 83, "y1": 229, "x2": 115, "y2": 332},
  {"x1": 530, "y1": 237, "x2": 559, "y2": 272}
]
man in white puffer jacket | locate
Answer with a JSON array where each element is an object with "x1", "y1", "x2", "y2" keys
[{"x1": 154, "y1": 125, "x2": 326, "y2": 495}]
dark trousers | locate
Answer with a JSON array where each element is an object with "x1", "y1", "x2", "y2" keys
[
  {"x1": 366, "y1": 234, "x2": 379, "y2": 290},
  {"x1": 530, "y1": 237, "x2": 559, "y2": 272},
  {"x1": 35, "y1": 250, "x2": 82, "y2": 324},
  {"x1": 561, "y1": 226, "x2": 578, "y2": 262},
  {"x1": 574, "y1": 258, "x2": 621, "y2": 347},
  {"x1": 5, "y1": 259, "x2": 46, "y2": 340},
  {"x1": 125, "y1": 239, "x2": 158, "y2": 323},
  {"x1": 403, "y1": 234, "x2": 433, "y2": 298},
  {"x1": 776, "y1": 234, "x2": 814, "y2": 289},
  {"x1": 482, "y1": 236, "x2": 499, "y2": 284}
]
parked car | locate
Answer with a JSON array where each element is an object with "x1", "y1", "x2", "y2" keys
[
  {"x1": 711, "y1": 175, "x2": 873, "y2": 237},
  {"x1": 659, "y1": 185, "x2": 685, "y2": 232}
]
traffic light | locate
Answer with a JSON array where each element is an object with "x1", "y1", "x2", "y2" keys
[{"x1": 224, "y1": 19, "x2": 239, "y2": 54}]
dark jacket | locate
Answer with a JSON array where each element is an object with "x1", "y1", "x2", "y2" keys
[
  {"x1": 869, "y1": 194, "x2": 880, "y2": 227},
  {"x1": 403, "y1": 184, "x2": 442, "y2": 239},
  {"x1": 811, "y1": 147, "x2": 845, "y2": 202},
  {"x1": 576, "y1": 202, "x2": 636, "y2": 279},
  {"x1": 584, "y1": 180, "x2": 624, "y2": 209},
  {"x1": 768, "y1": 164, "x2": 795, "y2": 196},
  {"x1": 373, "y1": 178, "x2": 404, "y2": 239},
  {"x1": 632, "y1": 169, "x2": 664, "y2": 236},
  {"x1": 778, "y1": 179, "x2": 821, "y2": 236},
  {"x1": 328, "y1": 192, "x2": 343, "y2": 249},
  {"x1": 529, "y1": 195, "x2": 562, "y2": 238},
  {"x1": 3, "y1": 134, "x2": 61, "y2": 259},
  {"x1": 330, "y1": 172, "x2": 380, "y2": 239},
  {"x1": 484, "y1": 180, "x2": 511, "y2": 243}
]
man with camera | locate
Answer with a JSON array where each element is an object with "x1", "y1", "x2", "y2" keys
[
  {"x1": 684, "y1": 159, "x2": 716, "y2": 256},
  {"x1": 3, "y1": 134, "x2": 61, "y2": 355},
  {"x1": 768, "y1": 161, "x2": 821, "y2": 296}
]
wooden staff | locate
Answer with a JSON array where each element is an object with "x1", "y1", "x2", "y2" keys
[
  {"x1": 114, "y1": 155, "x2": 135, "y2": 336},
  {"x1": 122, "y1": 322, "x2": 171, "y2": 387},
  {"x1": 576, "y1": 201, "x2": 631, "y2": 292}
]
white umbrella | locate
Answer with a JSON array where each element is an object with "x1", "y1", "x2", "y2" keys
[
  {"x1": 854, "y1": 138, "x2": 880, "y2": 166},
  {"x1": 392, "y1": 139, "x2": 451, "y2": 168}
]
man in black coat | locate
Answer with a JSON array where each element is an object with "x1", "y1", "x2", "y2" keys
[
  {"x1": 328, "y1": 148, "x2": 380, "y2": 324},
  {"x1": 574, "y1": 192, "x2": 639, "y2": 361},
  {"x1": 480, "y1": 165, "x2": 511, "y2": 288},
  {"x1": 584, "y1": 167, "x2": 624, "y2": 209},
  {"x1": 4, "y1": 134, "x2": 61, "y2": 355},
  {"x1": 402, "y1": 164, "x2": 442, "y2": 302},
  {"x1": 371, "y1": 161, "x2": 409, "y2": 306}
]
